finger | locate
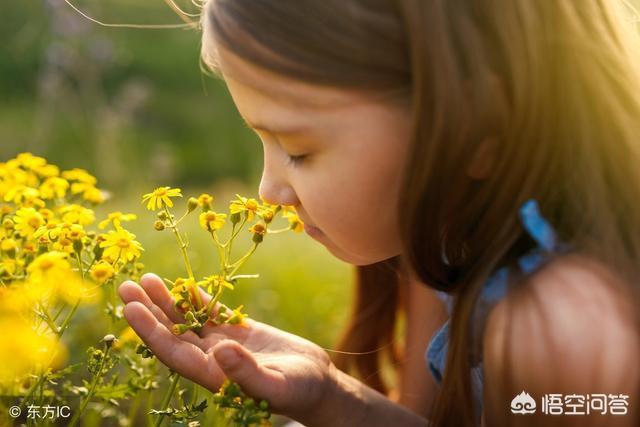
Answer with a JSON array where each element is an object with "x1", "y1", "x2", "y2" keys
[
  {"x1": 119, "y1": 281, "x2": 204, "y2": 348},
  {"x1": 119, "y1": 281, "x2": 173, "y2": 326},
  {"x1": 140, "y1": 273, "x2": 213, "y2": 324},
  {"x1": 123, "y1": 301, "x2": 224, "y2": 391},
  {"x1": 213, "y1": 339, "x2": 287, "y2": 401}
]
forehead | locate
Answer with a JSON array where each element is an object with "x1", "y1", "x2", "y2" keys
[{"x1": 217, "y1": 47, "x2": 368, "y2": 113}]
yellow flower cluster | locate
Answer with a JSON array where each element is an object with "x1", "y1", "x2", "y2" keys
[
  {"x1": 0, "y1": 286, "x2": 66, "y2": 384},
  {"x1": 146, "y1": 190, "x2": 304, "y2": 335},
  {"x1": 0, "y1": 153, "x2": 145, "y2": 390}
]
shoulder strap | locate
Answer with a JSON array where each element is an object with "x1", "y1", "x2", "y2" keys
[{"x1": 518, "y1": 199, "x2": 558, "y2": 252}]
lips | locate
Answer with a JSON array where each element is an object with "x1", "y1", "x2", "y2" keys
[
  {"x1": 293, "y1": 209, "x2": 323, "y2": 237},
  {"x1": 303, "y1": 223, "x2": 323, "y2": 238}
]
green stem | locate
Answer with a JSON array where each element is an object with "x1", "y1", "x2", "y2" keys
[
  {"x1": 224, "y1": 221, "x2": 237, "y2": 264},
  {"x1": 164, "y1": 207, "x2": 202, "y2": 309},
  {"x1": 57, "y1": 298, "x2": 82, "y2": 337},
  {"x1": 203, "y1": 286, "x2": 225, "y2": 316},
  {"x1": 266, "y1": 227, "x2": 290, "y2": 234},
  {"x1": 153, "y1": 372, "x2": 180, "y2": 427},
  {"x1": 165, "y1": 207, "x2": 194, "y2": 279},
  {"x1": 211, "y1": 231, "x2": 227, "y2": 273},
  {"x1": 227, "y1": 243, "x2": 258, "y2": 278},
  {"x1": 37, "y1": 303, "x2": 59, "y2": 334},
  {"x1": 75, "y1": 252, "x2": 85, "y2": 280},
  {"x1": 68, "y1": 344, "x2": 113, "y2": 427},
  {"x1": 223, "y1": 215, "x2": 247, "y2": 247},
  {"x1": 19, "y1": 370, "x2": 48, "y2": 411}
]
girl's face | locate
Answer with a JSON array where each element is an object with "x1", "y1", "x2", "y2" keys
[{"x1": 217, "y1": 49, "x2": 412, "y2": 265}]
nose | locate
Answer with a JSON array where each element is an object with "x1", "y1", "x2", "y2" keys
[
  {"x1": 259, "y1": 174, "x2": 299, "y2": 206},
  {"x1": 258, "y1": 154, "x2": 299, "y2": 206}
]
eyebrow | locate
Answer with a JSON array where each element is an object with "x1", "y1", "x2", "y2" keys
[{"x1": 242, "y1": 117, "x2": 308, "y2": 135}]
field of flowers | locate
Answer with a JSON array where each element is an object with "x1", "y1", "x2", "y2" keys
[{"x1": 0, "y1": 153, "x2": 351, "y2": 426}]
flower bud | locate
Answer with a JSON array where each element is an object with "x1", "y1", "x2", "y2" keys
[
  {"x1": 197, "y1": 193, "x2": 213, "y2": 211},
  {"x1": 102, "y1": 334, "x2": 117, "y2": 348},
  {"x1": 172, "y1": 323, "x2": 190, "y2": 335},
  {"x1": 249, "y1": 223, "x2": 266, "y2": 244},
  {"x1": 1, "y1": 238, "x2": 17, "y2": 256},
  {"x1": 153, "y1": 220, "x2": 165, "y2": 231},
  {"x1": 262, "y1": 210, "x2": 274, "y2": 224},
  {"x1": 230, "y1": 212, "x2": 241, "y2": 225},
  {"x1": 93, "y1": 244, "x2": 104, "y2": 260},
  {"x1": 187, "y1": 197, "x2": 199, "y2": 213},
  {"x1": 2, "y1": 218, "x2": 14, "y2": 230},
  {"x1": 73, "y1": 239, "x2": 83, "y2": 254},
  {"x1": 185, "y1": 311, "x2": 197, "y2": 323},
  {"x1": 157, "y1": 211, "x2": 169, "y2": 221}
]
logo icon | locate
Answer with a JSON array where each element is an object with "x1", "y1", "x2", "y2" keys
[{"x1": 511, "y1": 391, "x2": 537, "y2": 414}]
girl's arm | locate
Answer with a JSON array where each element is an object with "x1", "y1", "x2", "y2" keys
[
  {"x1": 306, "y1": 368, "x2": 430, "y2": 427},
  {"x1": 119, "y1": 274, "x2": 432, "y2": 426},
  {"x1": 396, "y1": 276, "x2": 448, "y2": 418}
]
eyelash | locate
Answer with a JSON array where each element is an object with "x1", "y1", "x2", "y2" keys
[{"x1": 286, "y1": 154, "x2": 308, "y2": 167}]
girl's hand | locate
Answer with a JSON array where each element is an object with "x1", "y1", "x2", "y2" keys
[{"x1": 118, "y1": 273, "x2": 337, "y2": 422}]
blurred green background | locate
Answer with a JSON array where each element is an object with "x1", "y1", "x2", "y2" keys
[{"x1": 0, "y1": 0, "x2": 352, "y2": 348}]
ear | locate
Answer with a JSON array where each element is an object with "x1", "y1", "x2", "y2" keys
[{"x1": 466, "y1": 137, "x2": 499, "y2": 180}]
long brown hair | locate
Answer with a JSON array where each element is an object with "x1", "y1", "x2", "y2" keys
[{"x1": 200, "y1": 1, "x2": 640, "y2": 425}]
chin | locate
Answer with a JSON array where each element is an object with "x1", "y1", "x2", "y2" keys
[{"x1": 325, "y1": 244, "x2": 396, "y2": 266}]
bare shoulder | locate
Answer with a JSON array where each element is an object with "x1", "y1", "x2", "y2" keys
[{"x1": 482, "y1": 253, "x2": 640, "y2": 425}]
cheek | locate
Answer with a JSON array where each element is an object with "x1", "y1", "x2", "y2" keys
[{"x1": 296, "y1": 150, "x2": 406, "y2": 264}]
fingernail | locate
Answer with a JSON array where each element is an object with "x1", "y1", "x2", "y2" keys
[{"x1": 216, "y1": 347, "x2": 240, "y2": 368}]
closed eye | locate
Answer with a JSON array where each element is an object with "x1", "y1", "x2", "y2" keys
[{"x1": 286, "y1": 154, "x2": 308, "y2": 167}]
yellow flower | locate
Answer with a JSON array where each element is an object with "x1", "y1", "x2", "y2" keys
[
  {"x1": 0, "y1": 259, "x2": 21, "y2": 277},
  {"x1": 98, "y1": 212, "x2": 137, "y2": 230},
  {"x1": 198, "y1": 275, "x2": 234, "y2": 294},
  {"x1": 59, "y1": 204, "x2": 95, "y2": 225},
  {"x1": 257, "y1": 204, "x2": 277, "y2": 224},
  {"x1": 142, "y1": 186, "x2": 182, "y2": 211},
  {"x1": 197, "y1": 193, "x2": 214, "y2": 210},
  {"x1": 34, "y1": 163, "x2": 60, "y2": 179},
  {"x1": 82, "y1": 186, "x2": 105, "y2": 204},
  {"x1": 26, "y1": 251, "x2": 88, "y2": 304},
  {"x1": 39, "y1": 208, "x2": 54, "y2": 221},
  {"x1": 64, "y1": 223, "x2": 86, "y2": 241},
  {"x1": 169, "y1": 277, "x2": 197, "y2": 310},
  {"x1": 39, "y1": 176, "x2": 69, "y2": 200},
  {"x1": 249, "y1": 223, "x2": 267, "y2": 236},
  {"x1": 227, "y1": 305, "x2": 248, "y2": 325},
  {"x1": 14, "y1": 152, "x2": 47, "y2": 171},
  {"x1": 229, "y1": 194, "x2": 259, "y2": 221},
  {"x1": 62, "y1": 168, "x2": 97, "y2": 185},
  {"x1": 3, "y1": 185, "x2": 41, "y2": 205},
  {"x1": 90, "y1": 261, "x2": 116, "y2": 284},
  {"x1": 249, "y1": 223, "x2": 267, "y2": 243},
  {"x1": 47, "y1": 223, "x2": 85, "y2": 253},
  {"x1": 27, "y1": 251, "x2": 71, "y2": 279},
  {"x1": 100, "y1": 228, "x2": 144, "y2": 262},
  {"x1": 112, "y1": 326, "x2": 142, "y2": 350},
  {"x1": 0, "y1": 317, "x2": 64, "y2": 385},
  {"x1": 199, "y1": 211, "x2": 226, "y2": 232},
  {"x1": 0, "y1": 238, "x2": 17, "y2": 253},
  {"x1": 14, "y1": 207, "x2": 45, "y2": 237},
  {"x1": 33, "y1": 220, "x2": 63, "y2": 244},
  {"x1": 282, "y1": 206, "x2": 304, "y2": 233}
]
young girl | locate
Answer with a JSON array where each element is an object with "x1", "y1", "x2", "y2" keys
[{"x1": 118, "y1": 1, "x2": 640, "y2": 425}]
